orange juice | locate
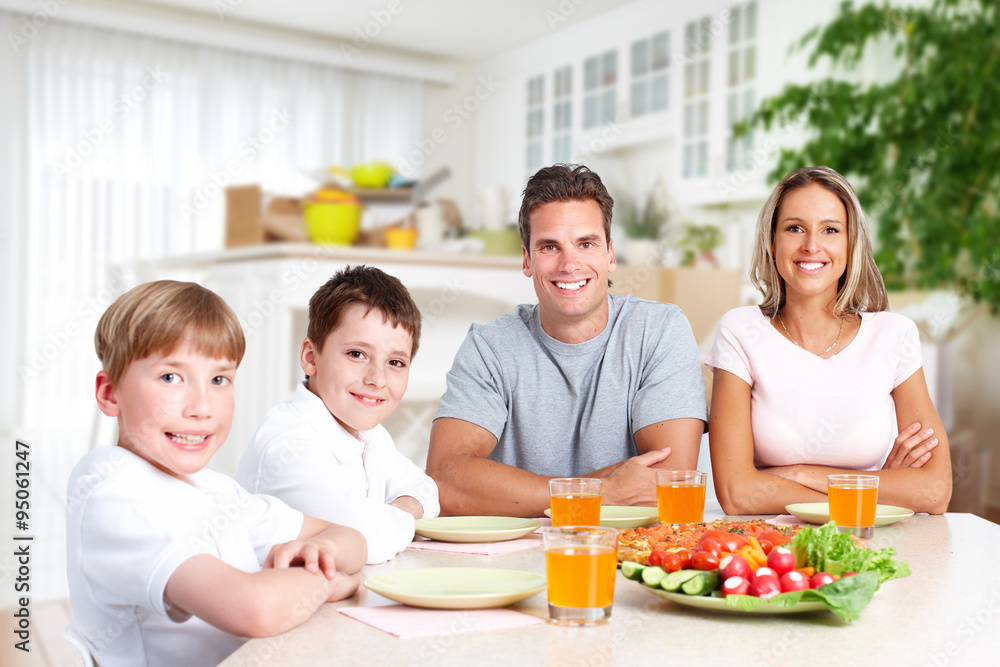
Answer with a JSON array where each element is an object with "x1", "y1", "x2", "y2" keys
[
  {"x1": 545, "y1": 545, "x2": 617, "y2": 608},
  {"x1": 550, "y1": 493, "x2": 601, "y2": 527},
  {"x1": 657, "y1": 483, "x2": 706, "y2": 524},
  {"x1": 829, "y1": 484, "x2": 878, "y2": 527}
]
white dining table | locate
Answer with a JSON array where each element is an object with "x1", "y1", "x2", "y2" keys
[{"x1": 219, "y1": 513, "x2": 1000, "y2": 666}]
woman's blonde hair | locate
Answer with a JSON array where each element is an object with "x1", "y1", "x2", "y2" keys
[
  {"x1": 750, "y1": 166, "x2": 888, "y2": 317},
  {"x1": 95, "y1": 280, "x2": 246, "y2": 385}
]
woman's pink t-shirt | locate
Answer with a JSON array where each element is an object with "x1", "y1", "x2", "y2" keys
[{"x1": 706, "y1": 306, "x2": 923, "y2": 470}]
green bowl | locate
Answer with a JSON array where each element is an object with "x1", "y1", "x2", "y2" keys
[
  {"x1": 351, "y1": 163, "x2": 394, "y2": 189},
  {"x1": 467, "y1": 229, "x2": 523, "y2": 256},
  {"x1": 303, "y1": 202, "x2": 362, "y2": 245}
]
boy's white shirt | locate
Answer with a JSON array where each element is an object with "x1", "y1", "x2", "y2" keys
[
  {"x1": 65, "y1": 446, "x2": 304, "y2": 667},
  {"x1": 237, "y1": 381, "x2": 440, "y2": 564}
]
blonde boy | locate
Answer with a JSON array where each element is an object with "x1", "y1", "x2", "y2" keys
[
  {"x1": 66, "y1": 281, "x2": 366, "y2": 667},
  {"x1": 237, "y1": 265, "x2": 439, "y2": 564}
]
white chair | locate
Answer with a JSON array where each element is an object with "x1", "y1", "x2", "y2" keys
[{"x1": 63, "y1": 624, "x2": 95, "y2": 667}]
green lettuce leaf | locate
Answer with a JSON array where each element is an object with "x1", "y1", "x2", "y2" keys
[
  {"x1": 723, "y1": 572, "x2": 879, "y2": 622},
  {"x1": 790, "y1": 522, "x2": 910, "y2": 584}
]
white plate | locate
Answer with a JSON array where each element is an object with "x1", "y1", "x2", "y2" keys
[
  {"x1": 543, "y1": 506, "x2": 660, "y2": 529},
  {"x1": 640, "y1": 585, "x2": 828, "y2": 615},
  {"x1": 364, "y1": 567, "x2": 546, "y2": 609},
  {"x1": 413, "y1": 516, "x2": 542, "y2": 543},
  {"x1": 784, "y1": 503, "x2": 915, "y2": 527}
]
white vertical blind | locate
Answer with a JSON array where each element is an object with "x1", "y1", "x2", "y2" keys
[
  {"x1": 2, "y1": 8, "x2": 422, "y2": 433},
  {"x1": 0, "y1": 9, "x2": 422, "y2": 602}
]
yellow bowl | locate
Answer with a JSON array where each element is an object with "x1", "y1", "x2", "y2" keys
[
  {"x1": 303, "y1": 201, "x2": 362, "y2": 245},
  {"x1": 384, "y1": 227, "x2": 418, "y2": 250},
  {"x1": 351, "y1": 163, "x2": 394, "y2": 189}
]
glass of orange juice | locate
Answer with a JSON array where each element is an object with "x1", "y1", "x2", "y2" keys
[
  {"x1": 656, "y1": 470, "x2": 707, "y2": 524},
  {"x1": 542, "y1": 525, "x2": 618, "y2": 626},
  {"x1": 827, "y1": 474, "x2": 879, "y2": 539},
  {"x1": 549, "y1": 478, "x2": 602, "y2": 527}
]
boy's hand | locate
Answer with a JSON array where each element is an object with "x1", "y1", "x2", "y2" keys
[
  {"x1": 390, "y1": 495, "x2": 424, "y2": 520},
  {"x1": 264, "y1": 537, "x2": 339, "y2": 580},
  {"x1": 328, "y1": 573, "x2": 362, "y2": 603}
]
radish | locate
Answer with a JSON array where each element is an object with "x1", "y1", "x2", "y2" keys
[
  {"x1": 749, "y1": 573, "x2": 781, "y2": 599},
  {"x1": 719, "y1": 554, "x2": 752, "y2": 581},
  {"x1": 810, "y1": 572, "x2": 836, "y2": 589},
  {"x1": 780, "y1": 571, "x2": 809, "y2": 592},
  {"x1": 722, "y1": 576, "x2": 750, "y2": 596},
  {"x1": 766, "y1": 547, "x2": 796, "y2": 576}
]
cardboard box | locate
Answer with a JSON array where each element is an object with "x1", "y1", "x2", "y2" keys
[
  {"x1": 224, "y1": 186, "x2": 308, "y2": 248},
  {"x1": 224, "y1": 185, "x2": 265, "y2": 248},
  {"x1": 610, "y1": 267, "x2": 742, "y2": 345}
]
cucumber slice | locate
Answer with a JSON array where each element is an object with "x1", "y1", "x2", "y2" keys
[
  {"x1": 660, "y1": 569, "x2": 703, "y2": 592},
  {"x1": 681, "y1": 571, "x2": 720, "y2": 596},
  {"x1": 640, "y1": 566, "x2": 668, "y2": 587},
  {"x1": 621, "y1": 561, "x2": 647, "y2": 581}
]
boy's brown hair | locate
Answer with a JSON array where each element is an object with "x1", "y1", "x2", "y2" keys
[
  {"x1": 307, "y1": 265, "x2": 422, "y2": 357},
  {"x1": 95, "y1": 280, "x2": 246, "y2": 385}
]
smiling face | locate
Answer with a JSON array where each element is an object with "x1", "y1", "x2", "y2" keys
[
  {"x1": 96, "y1": 338, "x2": 236, "y2": 479},
  {"x1": 772, "y1": 184, "x2": 849, "y2": 306},
  {"x1": 301, "y1": 303, "x2": 412, "y2": 438},
  {"x1": 522, "y1": 199, "x2": 617, "y2": 343}
]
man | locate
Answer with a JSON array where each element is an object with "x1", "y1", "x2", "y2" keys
[{"x1": 427, "y1": 165, "x2": 707, "y2": 516}]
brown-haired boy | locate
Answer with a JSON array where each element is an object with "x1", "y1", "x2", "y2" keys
[
  {"x1": 66, "y1": 280, "x2": 366, "y2": 667},
  {"x1": 237, "y1": 265, "x2": 439, "y2": 564}
]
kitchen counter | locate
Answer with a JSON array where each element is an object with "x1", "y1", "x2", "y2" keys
[
  {"x1": 219, "y1": 513, "x2": 1000, "y2": 666},
  {"x1": 124, "y1": 242, "x2": 524, "y2": 279}
]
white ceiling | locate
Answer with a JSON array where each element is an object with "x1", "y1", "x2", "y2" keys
[{"x1": 130, "y1": 0, "x2": 638, "y2": 61}]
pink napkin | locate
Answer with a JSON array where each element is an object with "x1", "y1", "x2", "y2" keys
[
  {"x1": 406, "y1": 535, "x2": 542, "y2": 556},
  {"x1": 338, "y1": 605, "x2": 544, "y2": 639},
  {"x1": 771, "y1": 514, "x2": 808, "y2": 527}
]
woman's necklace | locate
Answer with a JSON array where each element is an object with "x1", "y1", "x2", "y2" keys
[{"x1": 776, "y1": 313, "x2": 845, "y2": 355}]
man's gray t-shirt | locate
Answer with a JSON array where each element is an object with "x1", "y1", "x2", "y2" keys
[{"x1": 434, "y1": 294, "x2": 708, "y2": 477}]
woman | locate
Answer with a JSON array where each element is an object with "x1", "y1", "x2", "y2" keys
[{"x1": 706, "y1": 166, "x2": 952, "y2": 515}]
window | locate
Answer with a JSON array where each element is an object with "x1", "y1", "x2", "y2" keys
[
  {"x1": 630, "y1": 30, "x2": 670, "y2": 118},
  {"x1": 583, "y1": 49, "x2": 617, "y2": 130},
  {"x1": 526, "y1": 74, "x2": 545, "y2": 176},
  {"x1": 726, "y1": 1, "x2": 758, "y2": 172},
  {"x1": 552, "y1": 65, "x2": 573, "y2": 163},
  {"x1": 682, "y1": 17, "x2": 713, "y2": 179}
]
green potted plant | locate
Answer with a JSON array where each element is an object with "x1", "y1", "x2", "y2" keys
[
  {"x1": 677, "y1": 224, "x2": 722, "y2": 268},
  {"x1": 736, "y1": 0, "x2": 998, "y2": 312},
  {"x1": 618, "y1": 182, "x2": 673, "y2": 266}
]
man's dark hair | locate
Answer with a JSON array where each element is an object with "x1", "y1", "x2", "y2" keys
[{"x1": 517, "y1": 164, "x2": 614, "y2": 253}]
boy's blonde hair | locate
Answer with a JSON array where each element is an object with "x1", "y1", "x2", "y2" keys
[{"x1": 95, "y1": 281, "x2": 246, "y2": 385}]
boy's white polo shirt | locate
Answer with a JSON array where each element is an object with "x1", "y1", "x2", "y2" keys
[
  {"x1": 238, "y1": 381, "x2": 440, "y2": 564},
  {"x1": 66, "y1": 446, "x2": 303, "y2": 667}
]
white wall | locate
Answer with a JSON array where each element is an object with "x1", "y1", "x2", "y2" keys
[{"x1": 413, "y1": 60, "x2": 480, "y2": 227}]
